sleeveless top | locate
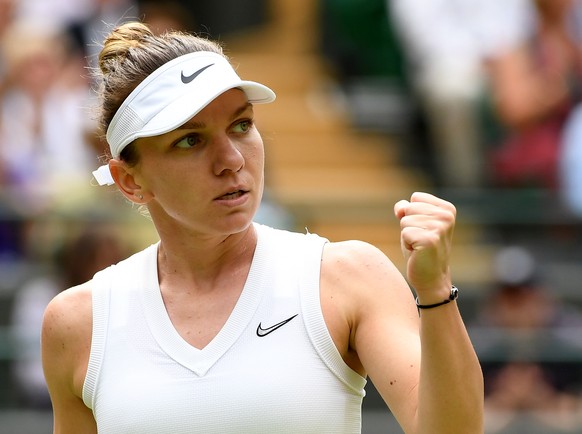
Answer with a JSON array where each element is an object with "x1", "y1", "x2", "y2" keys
[{"x1": 82, "y1": 223, "x2": 367, "y2": 433}]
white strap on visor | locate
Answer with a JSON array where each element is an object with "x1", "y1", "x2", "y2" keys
[{"x1": 92, "y1": 51, "x2": 276, "y2": 186}]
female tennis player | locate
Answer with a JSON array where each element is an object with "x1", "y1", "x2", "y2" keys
[{"x1": 41, "y1": 21, "x2": 483, "y2": 434}]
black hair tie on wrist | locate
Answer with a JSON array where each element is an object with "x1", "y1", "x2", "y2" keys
[{"x1": 416, "y1": 286, "x2": 459, "y2": 309}]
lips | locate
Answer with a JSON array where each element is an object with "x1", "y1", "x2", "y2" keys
[{"x1": 216, "y1": 189, "x2": 248, "y2": 200}]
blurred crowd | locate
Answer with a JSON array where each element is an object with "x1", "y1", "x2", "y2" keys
[
  {"x1": 1, "y1": 0, "x2": 582, "y2": 433},
  {"x1": 323, "y1": 0, "x2": 582, "y2": 213},
  {"x1": 472, "y1": 246, "x2": 582, "y2": 433},
  {"x1": 392, "y1": 0, "x2": 582, "y2": 221}
]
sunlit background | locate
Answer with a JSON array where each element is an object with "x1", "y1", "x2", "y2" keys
[{"x1": 1, "y1": 0, "x2": 582, "y2": 433}]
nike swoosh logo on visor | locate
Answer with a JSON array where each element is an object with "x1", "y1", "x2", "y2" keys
[
  {"x1": 181, "y1": 63, "x2": 214, "y2": 84},
  {"x1": 256, "y1": 314, "x2": 298, "y2": 337}
]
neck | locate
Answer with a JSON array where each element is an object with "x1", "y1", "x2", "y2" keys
[{"x1": 155, "y1": 223, "x2": 257, "y2": 294}]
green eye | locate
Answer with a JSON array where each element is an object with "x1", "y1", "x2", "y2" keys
[
  {"x1": 233, "y1": 120, "x2": 252, "y2": 133},
  {"x1": 175, "y1": 134, "x2": 200, "y2": 149}
]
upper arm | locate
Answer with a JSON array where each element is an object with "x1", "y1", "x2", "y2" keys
[
  {"x1": 321, "y1": 241, "x2": 421, "y2": 432},
  {"x1": 41, "y1": 284, "x2": 97, "y2": 434}
]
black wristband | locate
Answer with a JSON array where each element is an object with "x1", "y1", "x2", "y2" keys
[{"x1": 415, "y1": 286, "x2": 459, "y2": 309}]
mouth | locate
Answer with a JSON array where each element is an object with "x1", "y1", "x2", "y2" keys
[{"x1": 216, "y1": 189, "x2": 248, "y2": 200}]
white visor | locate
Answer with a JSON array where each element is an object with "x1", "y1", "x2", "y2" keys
[{"x1": 92, "y1": 51, "x2": 276, "y2": 186}]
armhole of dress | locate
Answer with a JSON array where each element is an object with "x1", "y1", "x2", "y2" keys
[
  {"x1": 82, "y1": 267, "x2": 112, "y2": 410},
  {"x1": 299, "y1": 234, "x2": 367, "y2": 395}
]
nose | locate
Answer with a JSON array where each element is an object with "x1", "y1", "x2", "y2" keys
[{"x1": 212, "y1": 135, "x2": 244, "y2": 175}]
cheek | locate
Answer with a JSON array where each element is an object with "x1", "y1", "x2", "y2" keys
[
  {"x1": 255, "y1": 147, "x2": 265, "y2": 170},
  {"x1": 246, "y1": 135, "x2": 265, "y2": 171},
  {"x1": 141, "y1": 158, "x2": 203, "y2": 199}
]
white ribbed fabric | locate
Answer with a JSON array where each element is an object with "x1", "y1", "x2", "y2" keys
[{"x1": 82, "y1": 223, "x2": 366, "y2": 433}]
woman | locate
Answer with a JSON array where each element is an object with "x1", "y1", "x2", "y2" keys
[{"x1": 41, "y1": 22, "x2": 483, "y2": 433}]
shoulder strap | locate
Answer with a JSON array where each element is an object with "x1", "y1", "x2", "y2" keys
[
  {"x1": 81, "y1": 266, "x2": 114, "y2": 410},
  {"x1": 299, "y1": 234, "x2": 367, "y2": 393}
]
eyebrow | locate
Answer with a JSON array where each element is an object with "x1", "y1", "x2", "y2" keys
[{"x1": 177, "y1": 101, "x2": 253, "y2": 130}]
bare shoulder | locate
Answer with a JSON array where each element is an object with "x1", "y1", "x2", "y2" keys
[
  {"x1": 42, "y1": 282, "x2": 99, "y2": 432},
  {"x1": 320, "y1": 239, "x2": 420, "y2": 335},
  {"x1": 321, "y1": 239, "x2": 410, "y2": 297},
  {"x1": 42, "y1": 282, "x2": 93, "y2": 345},
  {"x1": 42, "y1": 281, "x2": 94, "y2": 397},
  {"x1": 321, "y1": 239, "x2": 418, "y2": 327},
  {"x1": 319, "y1": 240, "x2": 419, "y2": 371}
]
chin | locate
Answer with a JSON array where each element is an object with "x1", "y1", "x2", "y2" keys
[{"x1": 221, "y1": 211, "x2": 255, "y2": 234}]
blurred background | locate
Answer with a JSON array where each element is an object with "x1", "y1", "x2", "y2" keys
[{"x1": 1, "y1": 0, "x2": 582, "y2": 433}]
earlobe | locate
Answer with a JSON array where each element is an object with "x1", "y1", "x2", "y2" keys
[{"x1": 109, "y1": 159, "x2": 148, "y2": 203}]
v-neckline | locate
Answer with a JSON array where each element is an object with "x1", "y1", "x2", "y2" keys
[{"x1": 140, "y1": 223, "x2": 267, "y2": 376}]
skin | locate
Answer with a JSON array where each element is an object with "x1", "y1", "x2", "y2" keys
[
  {"x1": 42, "y1": 89, "x2": 483, "y2": 433},
  {"x1": 486, "y1": 0, "x2": 582, "y2": 129}
]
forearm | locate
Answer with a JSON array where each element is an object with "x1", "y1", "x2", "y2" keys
[
  {"x1": 393, "y1": 192, "x2": 483, "y2": 433},
  {"x1": 415, "y1": 301, "x2": 484, "y2": 434}
]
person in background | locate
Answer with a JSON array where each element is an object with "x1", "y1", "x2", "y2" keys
[
  {"x1": 12, "y1": 0, "x2": 139, "y2": 69},
  {"x1": 390, "y1": 0, "x2": 530, "y2": 188},
  {"x1": 41, "y1": 21, "x2": 483, "y2": 433},
  {"x1": 0, "y1": 19, "x2": 99, "y2": 211},
  {"x1": 485, "y1": 0, "x2": 582, "y2": 190}
]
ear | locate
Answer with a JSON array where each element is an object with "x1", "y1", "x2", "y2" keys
[{"x1": 109, "y1": 159, "x2": 149, "y2": 204}]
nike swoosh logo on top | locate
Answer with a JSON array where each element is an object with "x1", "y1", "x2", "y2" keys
[
  {"x1": 180, "y1": 63, "x2": 214, "y2": 84},
  {"x1": 256, "y1": 314, "x2": 299, "y2": 337}
]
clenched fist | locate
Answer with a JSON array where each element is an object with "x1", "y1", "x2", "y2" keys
[{"x1": 394, "y1": 192, "x2": 456, "y2": 303}]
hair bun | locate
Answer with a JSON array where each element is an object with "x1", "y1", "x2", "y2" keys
[{"x1": 99, "y1": 22, "x2": 154, "y2": 75}]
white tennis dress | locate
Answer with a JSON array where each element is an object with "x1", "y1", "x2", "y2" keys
[{"x1": 82, "y1": 223, "x2": 367, "y2": 433}]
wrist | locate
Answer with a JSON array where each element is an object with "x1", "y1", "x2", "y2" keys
[
  {"x1": 415, "y1": 285, "x2": 459, "y2": 310},
  {"x1": 414, "y1": 281, "x2": 452, "y2": 304}
]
